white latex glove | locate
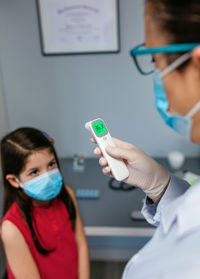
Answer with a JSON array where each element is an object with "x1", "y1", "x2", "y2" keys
[{"x1": 92, "y1": 137, "x2": 170, "y2": 201}]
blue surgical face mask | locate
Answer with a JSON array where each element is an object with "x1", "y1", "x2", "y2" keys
[
  {"x1": 16, "y1": 168, "x2": 63, "y2": 201},
  {"x1": 153, "y1": 52, "x2": 200, "y2": 141}
]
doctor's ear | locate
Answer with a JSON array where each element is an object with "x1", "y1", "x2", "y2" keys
[
  {"x1": 6, "y1": 174, "x2": 20, "y2": 188},
  {"x1": 191, "y1": 46, "x2": 200, "y2": 69}
]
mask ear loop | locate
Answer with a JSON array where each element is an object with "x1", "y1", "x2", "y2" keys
[
  {"x1": 160, "y1": 52, "x2": 191, "y2": 78},
  {"x1": 158, "y1": 51, "x2": 200, "y2": 119},
  {"x1": 14, "y1": 176, "x2": 23, "y2": 188},
  {"x1": 185, "y1": 101, "x2": 200, "y2": 119}
]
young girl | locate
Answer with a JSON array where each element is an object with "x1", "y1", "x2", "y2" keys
[{"x1": 0, "y1": 127, "x2": 90, "y2": 279}]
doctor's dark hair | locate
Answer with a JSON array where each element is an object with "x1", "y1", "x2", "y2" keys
[
  {"x1": 0, "y1": 127, "x2": 76, "y2": 255},
  {"x1": 146, "y1": 0, "x2": 200, "y2": 63}
]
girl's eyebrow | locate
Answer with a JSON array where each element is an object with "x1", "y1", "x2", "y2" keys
[
  {"x1": 48, "y1": 156, "x2": 56, "y2": 163},
  {"x1": 25, "y1": 156, "x2": 56, "y2": 174}
]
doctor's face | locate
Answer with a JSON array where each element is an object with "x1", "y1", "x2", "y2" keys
[{"x1": 145, "y1": 3, "x2": 200, "y2": 143}]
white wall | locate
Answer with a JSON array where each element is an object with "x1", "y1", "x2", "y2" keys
[
  {"x1": 0, "y1": 53, "x2": 8, "y2": 139},
  {"x1": 0, "y1": 0, "x2": 199, "y2": 158}
]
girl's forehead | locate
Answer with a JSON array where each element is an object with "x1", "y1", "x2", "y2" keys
[{"x1": 24, "y1": 148, "x2": 55, "y2": 168}]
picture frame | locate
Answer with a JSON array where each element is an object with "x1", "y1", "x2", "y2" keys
[{"x1": 36, "y1": 0, "x2": 120, "y2": 55}]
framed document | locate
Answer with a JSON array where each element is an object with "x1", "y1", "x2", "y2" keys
[{"x1": 37, "y1": 0, "x2": 120, "y2": 55}]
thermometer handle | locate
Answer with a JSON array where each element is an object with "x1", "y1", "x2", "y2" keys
[
  {"x1": 96, "y1": 133, "x2": 129, "y2": 181},
  {"x1": 85, "y1": 119, "x2": 129, "y2": 181}
]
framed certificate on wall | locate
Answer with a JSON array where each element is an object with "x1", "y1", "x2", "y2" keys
[{"x1": 37, "y1": 0, "x2": 120, "y2": 55}]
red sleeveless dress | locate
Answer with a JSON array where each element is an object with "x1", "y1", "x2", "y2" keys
[{"x1": 2, "y1": 198, "x2": 78, "y2": 279}]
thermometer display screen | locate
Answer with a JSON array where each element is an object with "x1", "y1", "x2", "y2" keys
[{"x1": 92, "y1": 120, "x2": 107, "y2": 136}]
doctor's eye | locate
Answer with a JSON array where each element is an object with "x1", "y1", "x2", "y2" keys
[{"x1": 151, "y1": 56, "x2": 155, "y2": 63}]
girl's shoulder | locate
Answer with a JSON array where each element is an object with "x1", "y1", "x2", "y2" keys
[
  {"x1": 1, "y1": 219, "x2": 21, "y2": 245},
  {"x1": 1, "y1": 202, "x2": 23, "y2": 225},
  {"x1": 1, "y1": 202, "x2": 28, "y2": 236},
  {"x1": 1, "y1": 203, "x2": 26, "y2": 249}
]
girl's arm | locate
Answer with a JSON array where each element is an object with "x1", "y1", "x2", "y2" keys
[
  {"x1": 1, "y1": 220, "x2": 41, "y2": 279},
  {"x1": 65, "y1": 186, "x2": 90, "y2": 279}
]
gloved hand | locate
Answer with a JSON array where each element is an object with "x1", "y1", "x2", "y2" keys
[{"x1": 92, "y1": 137, "x2": 170, "y2": 201}]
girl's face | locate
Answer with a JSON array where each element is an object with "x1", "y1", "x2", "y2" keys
[
  {"x1": 6, "y1": 148, "x2": 58, "y2": 204},
  {"x1": 145, "y1": 3, "x2": 200, "y2": 143},
  {"x1": 18, "y1": 148, "x2": 58, "y2": 184}
]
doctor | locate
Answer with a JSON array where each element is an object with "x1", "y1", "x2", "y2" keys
[{"x1": 93, "y1": 0, "x2": 200, "y2": 278}]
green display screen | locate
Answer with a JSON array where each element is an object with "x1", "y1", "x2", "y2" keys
[{"x1": 92, "y1": 120, "x2": 107, "y2": 136}]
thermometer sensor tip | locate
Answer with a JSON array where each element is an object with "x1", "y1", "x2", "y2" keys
[{"x1": 85, "y1": 122, "x2": 90, "y2": 131}]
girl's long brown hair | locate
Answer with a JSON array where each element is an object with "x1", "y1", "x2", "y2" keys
[{"x1": 1, "y1": 127, "x2": 76, "y2": 254}]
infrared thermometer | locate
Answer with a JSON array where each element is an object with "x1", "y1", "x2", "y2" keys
[{"x1": 85, "y1": 118, "x2": 129, "y2": 181}]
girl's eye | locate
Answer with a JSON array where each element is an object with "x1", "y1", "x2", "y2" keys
[
  {"x1": 30, "y1": 169, "x2": 38, "y2": 176},
  {"x1": 48, "y1": 161, "x2": 56, "y2": 168}
]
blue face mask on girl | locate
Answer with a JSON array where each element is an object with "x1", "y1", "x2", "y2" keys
[
  {"x1": 16, "y1": 168, "x2": 63, "y2": 201},
  {"x1": 153, "y1": 52, "x2": 200, "y2": 141}
]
